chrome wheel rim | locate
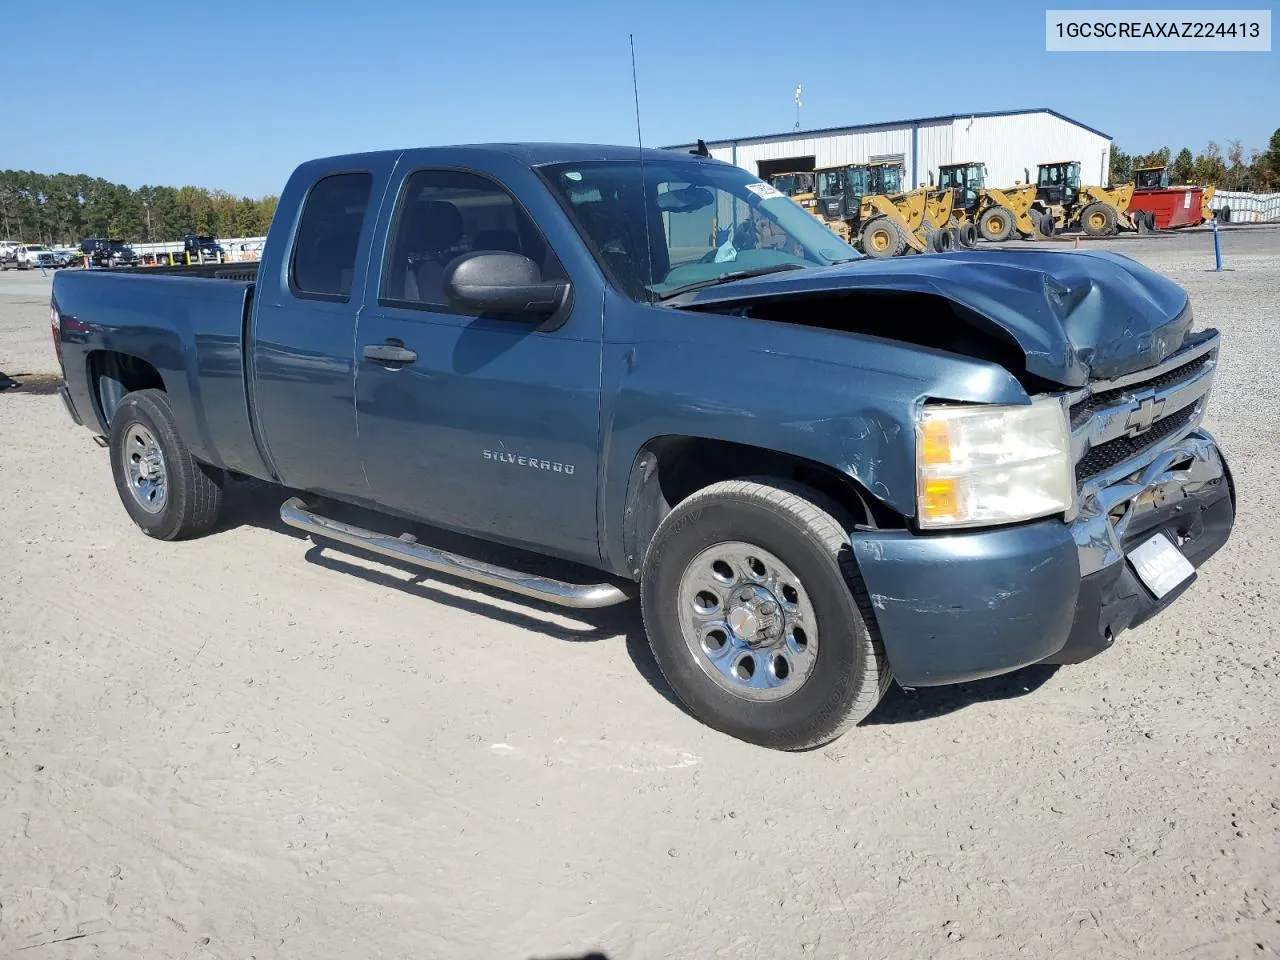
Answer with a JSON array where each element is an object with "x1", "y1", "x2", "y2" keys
[
  {"x1": 676, "y1": 541, "x2": 817, "y2": 702},
  {"x1": 123, "y1": 423, "x2": 167, "y2": 514}
]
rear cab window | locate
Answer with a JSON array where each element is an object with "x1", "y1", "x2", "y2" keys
[{"x1": 290, "y1": 172, "x2": 374, "y2": 302}]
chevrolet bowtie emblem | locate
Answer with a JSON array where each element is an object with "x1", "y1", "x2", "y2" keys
[{"x1": 1125, "y1": 396, "x2": 1166, "y2": 435}]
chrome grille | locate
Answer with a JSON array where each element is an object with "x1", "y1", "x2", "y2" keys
[
  {"x1": 1075, "y1": 403, "x2": 1197, "y2": 481},
  {"x1": 1068, "y1": 330, "x2": 1219, "y2": 489},
  {"x1": 1070, "y1": 351, "x2": 1212, "y2": 428}
]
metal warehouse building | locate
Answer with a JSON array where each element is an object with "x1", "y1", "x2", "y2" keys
[{"x1": 667, "y1": 108, "x2": 1112, "y2": 190}]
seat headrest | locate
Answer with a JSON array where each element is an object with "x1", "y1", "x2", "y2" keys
[{"x1": 404, "y1": 200, "x2": 465, "y2": 253}]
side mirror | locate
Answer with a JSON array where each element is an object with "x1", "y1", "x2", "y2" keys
[{"x1": 443, "y1": 251, "x2": 570, "y2": 318}]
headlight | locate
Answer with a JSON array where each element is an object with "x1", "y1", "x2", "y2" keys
[{"x1": 915, "y1": 396, "x2": 1071, "y2": 529}]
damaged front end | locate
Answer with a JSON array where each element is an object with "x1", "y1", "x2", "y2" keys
[{"x1": 848, "y1": 322, "x2": 1234, "y2": 687}]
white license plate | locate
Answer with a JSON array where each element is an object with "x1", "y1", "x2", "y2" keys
[{"x1": 1128, "y1": 533, "x2": 1196, "y2": 599}]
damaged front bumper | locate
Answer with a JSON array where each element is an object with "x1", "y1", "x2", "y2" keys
[{"x1": 850, "y1": 430, "x2": 1235, "y2": 687}]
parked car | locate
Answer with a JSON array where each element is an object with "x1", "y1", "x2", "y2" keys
[
  {"x1": 49, "y1": 143, "x2": 1235, "y2": 750},
  {"x1": 51, "y1": 247, "x2": 81, "y2": 267},
  {"x1": 0, "y1": 240, "x2": 19, "y2": 270},
  {"x1": 80, "y1": 237, "x2": 139, "y2": 268}
]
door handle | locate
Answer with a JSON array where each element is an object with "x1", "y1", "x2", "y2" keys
[{"x1": 363, "y1": 341, "x2": 418, "y2": 366}]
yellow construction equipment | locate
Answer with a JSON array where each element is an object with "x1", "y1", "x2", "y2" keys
[
  {"x1": 1032, "y1": 160, "x2": 1136, "y2": 237},
  {"x1": 768, "y1": 171, "x2": 818, "y2": 214},
  {"x1": 1201, "y1": 184, "x2": 1216, "y2": 223},
  {"x1": 937, "y1": 162, "x2": 1046, "y2": 242},
  {"x1": 811, "y1": 161, "x2": 955, "y2": 257}
]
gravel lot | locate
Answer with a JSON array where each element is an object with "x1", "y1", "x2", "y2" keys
[{"x1": 2, "y1": 227, "x2": 1278, "y2": 959}]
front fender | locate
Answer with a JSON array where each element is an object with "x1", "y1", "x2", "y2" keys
[{"x1": 597, "y1": 295, "x2": 1030, "y2": 575}]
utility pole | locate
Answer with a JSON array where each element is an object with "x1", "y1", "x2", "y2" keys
[{"x1": 794, "y1": 83, "x2": 802, "y2": 132}]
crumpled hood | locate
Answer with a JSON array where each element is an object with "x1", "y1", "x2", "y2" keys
[{"x1": 678, "y1": 248, "x2": 1192, "y2": 387}]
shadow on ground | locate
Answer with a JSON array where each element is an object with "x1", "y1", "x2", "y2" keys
[
  {"x1": 216, "y1": 477, "x2": 1062, "y2": 725},
  {"x1": 0, "y1": 370, "x2": 63, "y2": 394},
  {"x1": 865, "y1": 664, "x2": 1060, "y2": 725}
]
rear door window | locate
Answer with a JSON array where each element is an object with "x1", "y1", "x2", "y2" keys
[{"x1": 290, "y1": 172, "x2": 373, "y2": 301}]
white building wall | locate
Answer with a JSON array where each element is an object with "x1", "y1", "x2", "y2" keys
[
  {"x1": 688, "y1": 111, "x2": 1111, "y2": 191},
  {"x1": 714, "y1": 126, "x2": 918, "y2": 185},
  {"x1": 950, "y1": 113, "x2": 1111, "y2": 187}
]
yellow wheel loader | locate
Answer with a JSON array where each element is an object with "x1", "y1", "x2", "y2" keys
[
  {"x1": 768, "y1": 171, "x2": 818, "y2": 214},
  {"x1": 812, "y1": 162, "x2": 954, "y2": 258},
  {"x1": 937, "y1": 162, "x2": 1046, "y2": 242},
  {"x1": 1032, "y1": 161, "x2": 1136, "y2": 237}
]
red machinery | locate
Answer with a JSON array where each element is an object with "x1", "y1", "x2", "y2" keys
[{"x1": 1127, "y1": 166, "x2": 1208, "y2": 229}]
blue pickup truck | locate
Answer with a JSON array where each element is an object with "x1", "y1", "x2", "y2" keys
[{"x1": 50, "y1": 143, "x2": 1235, "y2": 749}]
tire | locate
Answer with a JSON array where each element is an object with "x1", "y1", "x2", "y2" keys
[
  {"x1": 957, "y1": 222, "x2": 978, "y2": 247},
  {"x1": 108, "y1": 388, "x2": 224, "y2": 540},
  {"x1": 1032, "y1": 209, "x2": 1056, "y2": 238},
  {"x1": 1080, "y1": 202, "x2": 1116, "y2": 238},
  {"x1": 860, "y1": 218, "x2": 905, "y2": 258},
  {"x1": 640, "y1": 478, "x2": 891, "y2": 750},
  {"x1": 978, "y1": 206, "x2": 1015, "y2": 242}
]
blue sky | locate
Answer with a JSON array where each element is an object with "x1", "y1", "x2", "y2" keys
[{"x1": 2, "y1": 0, "x2": 1274, "y2": 197}]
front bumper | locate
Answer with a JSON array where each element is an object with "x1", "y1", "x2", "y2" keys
[{"x1": 851, "y1": 430, "x2": 1234, "y2": 687}]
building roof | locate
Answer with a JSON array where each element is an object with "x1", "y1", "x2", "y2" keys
[{"x1": 664, "y1": 108, "x2": 1111, "y2": 150}]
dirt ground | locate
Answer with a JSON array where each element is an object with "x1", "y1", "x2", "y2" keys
[{"x1": 2, "y1": 228, "x2": 1278, "y2": 959}]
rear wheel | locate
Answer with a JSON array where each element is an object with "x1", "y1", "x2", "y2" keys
[
  {"x1": 108, "y1": 389, "x2": 224, "y2": 540},
  {"x1": 1080, "y1": 202, "x2": 1117, "y2": 237},
  {"x1": 860, "y1": 218, "x2": 905, "y2": 258},
  {"x1": 640, "y1": 479, "x2": 890, "y2": 750},
  {"x1": 978, "y1": 206, "x2": 1015, "y2": 242}
]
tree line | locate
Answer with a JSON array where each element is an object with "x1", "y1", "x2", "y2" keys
[
  {"x1": 0, "y1": 170, "x2": 279, "y2": 246},
  {"x1": 1110, "y1": 128, "x2": 1280, "y2": 191}
]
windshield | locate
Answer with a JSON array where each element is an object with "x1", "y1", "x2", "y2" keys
[
  {"x1": 107, "y1": 240, "x2": 131, "y2": 251},
  {"x1": 1136, "y1": 168, "x2": 1167, "y2": 189},
  {"x1": 540, "y1": 159, "x2": 859, "y2": 301},
  {"x1": 26, "y1": 244, "x2": 49, "y2": 251},
  {"x1": 770, "y1": 172, "x2": 814, "y2": 197},
  {"x1": 938, "y1": 167, "x2": 963, "y2": 189},
  {"x1": 816, "y1": 169, "x2": 845, "y2": 198},
  {"x1": 874, "y1": 165, "x2": 903, "y2": 195}
]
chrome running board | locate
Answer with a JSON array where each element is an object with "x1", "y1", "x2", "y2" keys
[{"x1": 279, "y1": 497, "x2": 631, "y2": 610}]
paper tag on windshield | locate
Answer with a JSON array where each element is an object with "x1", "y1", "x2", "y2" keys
[{"x1": 745, "y1": 182, "x2": 784, "y2": 200}]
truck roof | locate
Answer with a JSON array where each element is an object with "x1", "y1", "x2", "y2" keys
[{"x1": 305, "y1": 142, "x2": 714, "y2": 169}]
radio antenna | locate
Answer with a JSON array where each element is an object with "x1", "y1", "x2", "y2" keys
[{"x1": 630, "y1": 33, "x2": 656, "y2": 295}]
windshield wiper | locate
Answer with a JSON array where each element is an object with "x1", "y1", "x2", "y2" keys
[{"x1": 655, "y1": 263, "x2": 810, "y2": 302}]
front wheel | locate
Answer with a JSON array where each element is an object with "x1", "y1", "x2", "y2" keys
[
  {"x1": 860, "y1": 218, "x2": 905, "y2": 258},
  {"x1": 1080, "y1": 202, "x2": 1117, "y2": 238},
  {"x1": 640, "y1": 479, "x2": 890, "y2": 750},
  {"x1": 979, "y1": 206, "x2": 1015, "y2": 242},
  {"x1": 108, "y1": 388, "x2": 224, "y2": 540}
]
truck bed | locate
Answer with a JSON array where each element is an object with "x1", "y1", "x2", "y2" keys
[
  {"x1": 100, "y1": 261, "x2": 260, "y2": 281},
  {"x1": 53, "y1": 268, "x2": 269, "y2": 479}
]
